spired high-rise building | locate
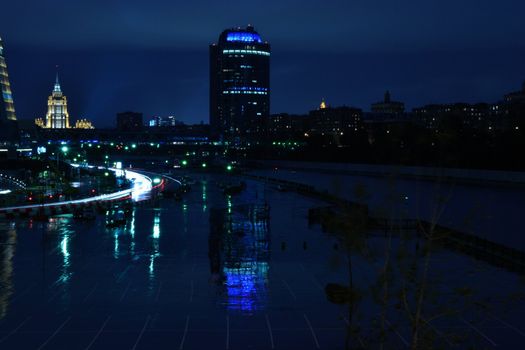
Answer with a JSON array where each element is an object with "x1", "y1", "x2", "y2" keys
[
  {"x1": 0, "y1": 37, "x2": 19, "y2": 145},
  {"x1": 35, "y1": 73, "x2": 96, "y2": 130},
  {"x1": 44, "y1": 73, "x2": 70, "y2": 129},
  {"x1": 210, "y1": 25, "x2": 270, "y2": 140}
]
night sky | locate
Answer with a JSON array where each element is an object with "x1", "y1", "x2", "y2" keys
[{"x1": 1, "y1": 0, "x2": 525, "y2": 127}]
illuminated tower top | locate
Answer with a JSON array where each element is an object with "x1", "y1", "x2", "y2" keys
[
  {"x1": 0, "y1": 37, "x2": 17, "y2": 122},
  {"x1": 44, "y1": 70, "x2": 70, "y2": 128},
  {"x1": 53, "y1": 72, "x2": 62, "y2": 94}
]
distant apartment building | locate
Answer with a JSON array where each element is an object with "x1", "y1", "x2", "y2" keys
[
  {"x1": 116, "y1": 111, "x2": 143, "y2": 131},
  {"x1": 364, "y1": 91, "x2": 410, "y2": 135},
  {"x1": 412, "y1": 103, "x2": 495, "y2": 130},
  {"x1": 371, "y1": 91, "x2": 405, "y2": 115},
  {"x1": 148, "y1": 115, "x2": 177, "y2": 127},
  {"x1": 504, "y1": 80, "x2": 525, "y2": 104},
  {"x1": 308, "y1": 101, "x2": 362, "y2": 136},
  {"x1": 268, "y1": 113, "x2": 309, "y2": 139}
]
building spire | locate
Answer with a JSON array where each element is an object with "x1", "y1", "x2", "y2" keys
[
  {"x1": 384, "y1": 90, "x2": 391, "y2": 103},
  {"x1": 53, "y1": 66, "x2": 61, "y2": 93}
]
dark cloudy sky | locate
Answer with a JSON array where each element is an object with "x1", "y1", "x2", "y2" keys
[{"x1": 1, "y1": 0, "x2": 525, "y2": 127}]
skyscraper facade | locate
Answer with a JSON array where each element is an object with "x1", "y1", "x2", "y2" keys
[
  {"x1": 43, "y1": 74, "x2": 70, "y2": 129},
  {"x1": 0, "y1": 38, "x2": 16, "y2": 123},
  {"x1": 210, "y1": 25, "x2": 270, "y2": 140},
  {"x1": 0, "y1": 37, "x2": 19, "y2": 145},
  {"x1": 116, "y1": 111, "x2": 143, "y2": 131}
]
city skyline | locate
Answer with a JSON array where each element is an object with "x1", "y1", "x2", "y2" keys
[
  {"x1": 1, "y1": 3, "x2": 525, "y2": 349},
  {"x1": 1, "y1": 0, "x2": 524, "y2": 127}
]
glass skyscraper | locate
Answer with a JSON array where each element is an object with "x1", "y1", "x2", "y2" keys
[
  {"x1": 0, "y1": 37, "x2": 18, "y2": 145},
  {"x1": 210, "y1": 25, "x2": 270, "y2": 140},
  {"x1": 0, "y1": 37, "x2": 16, "y2": 123}
]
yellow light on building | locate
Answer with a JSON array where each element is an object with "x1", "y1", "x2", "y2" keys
[
  {"x1": 75, "y1": 118, "x2": 95, "y2": 129},
  {"x1": 44, "y1": 73, "x2": 71, "y2": 129},
  {"x1": 35, "y1": 118, "x2": 45, "y2": 128}
]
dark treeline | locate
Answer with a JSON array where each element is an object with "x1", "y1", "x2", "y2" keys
[{"x1": 245, "y1": 119, "x2": 525, "y2": 171}]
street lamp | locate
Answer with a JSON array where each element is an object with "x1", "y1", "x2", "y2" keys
[{"x1": 57, "y1": 145, "x2": 69, "y2": 168}]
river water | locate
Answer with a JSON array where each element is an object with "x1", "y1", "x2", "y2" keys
[
  {"x1": 0, "y1": 174, "x2": 524, "y2": 349},
  {"x1": 248, "y1": 166, "x2": 525, "y2": 251}
]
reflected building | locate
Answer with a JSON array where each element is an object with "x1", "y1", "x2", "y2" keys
[
  {"x1": 210, "y1": 25, "x2": 270, "y2": 140},
  {"x1": 209, "y1": 203, "x2": 270, "y2": 313}
]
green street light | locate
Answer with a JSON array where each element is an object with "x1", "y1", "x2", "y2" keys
[
  {"x1": 202, "y1": 163, "x2": 207, "y2": 168},
  {"x1": 226, "y1": 164, "x2": 233, "y2": 171},
  {"x1": 181, "y1": 160, "x2": 188, "y2": 166},
  {"x1": 61, "y1": 146, "x2": 69, "y2": 153}
]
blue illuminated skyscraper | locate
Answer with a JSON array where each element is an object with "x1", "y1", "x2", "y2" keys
[
  {"x1": 210, "y1": 25, "x2": 270, "y2": 140},
  {"x1": 0, "y1": 37, "x2": 19, "y2": 146}
]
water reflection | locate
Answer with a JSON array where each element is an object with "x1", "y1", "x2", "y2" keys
[
  {"x1": 130, "y1": 209, "x2": 136, "y2": 256},
  {"x1": 149, "y1": 209, "x2": 161, "y2": 279},
  {"x1": 113, "y1": 230, "x2": 120, "y2": 259},
  {"x1": 202, "y1": 181, "x2": 207, "y2": 212},
  {"x1": 182, "y1": 202, "x2": 188, "y2": 234},
  {"x1": 209, "y1": 203, "x2": 271, "y2": 313},
  {"x1": 153, "y1": 210, "x2": 161, "y2": 239},
  {"x1": 112, "y1": 208, "x2": 138, "y2": 259},
  {"x1": 0, "y1": 222, "x2": 16, "y2": 320},
  {"x1": 50, "y1": 217, "x2": 73, "y2": 285}
]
